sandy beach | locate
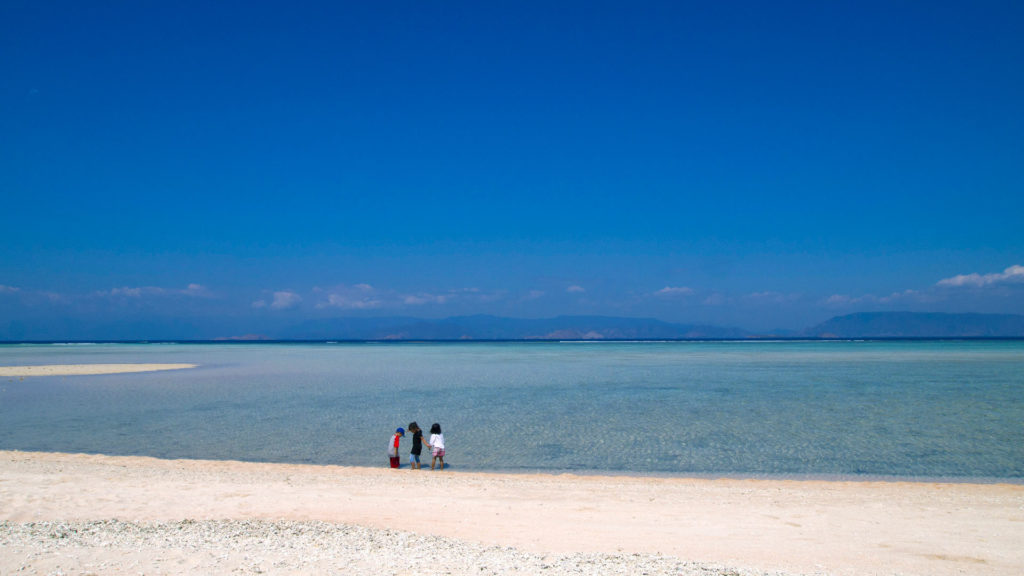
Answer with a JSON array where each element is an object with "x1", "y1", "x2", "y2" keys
[
  {"x1": 0, "y1": 364, "x2": 198, "y2": 377},
  {"x1": 1, "y1": 451, "x2": 1021, "y2": 575}
]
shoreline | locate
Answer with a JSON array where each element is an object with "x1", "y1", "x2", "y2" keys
[
  {"x1": 0, "y1": 363, "x2": 198, "y2": 376},
  {"x1": 7, "y1": 448, "x2": 1018, "y2": 486},
  {"x1": 469, "y1": 465, "x2": 1024, "y2": 486},
  {"x1": 2, "y1": 450, "x2": 1022, "y2": 575},
  {"x1": 7, "y1": 448, "x2": 1022, "y2": 486},
  {"x1": 4, "y1": 337, "x2": 1024, "y2": 344}
]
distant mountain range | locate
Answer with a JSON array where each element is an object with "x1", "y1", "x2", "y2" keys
[
  {"x1": 6, "y1": 312, "x2": 1024, "y2": 342},
  {"x1": 268, "y1": 312, "x2": 1024, "y2": 340},
  {"x1": 804, "y1": 312, "x2": 1024, "y2": 338},
  {"x1": 279, "y1": 314, "x2": 749, "y2": 340}
]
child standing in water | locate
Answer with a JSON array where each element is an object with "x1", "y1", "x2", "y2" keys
[
  {"x1": 407, "y1": 422, "x2": 424, "y2": 470},
  {"x1": 428, "y1": 422, "x2": 445, "y2": 471},
  {"x1": 388, "y1": 427, "x2": 404, "y2": 468}
]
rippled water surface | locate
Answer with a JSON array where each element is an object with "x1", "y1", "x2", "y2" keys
[{"x1": 2, "y1": 341, "x2": 1022, "y2": 480}]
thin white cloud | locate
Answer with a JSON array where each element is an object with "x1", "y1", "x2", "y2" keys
[
  {"x1": 183, "y1": 283, "x2": 210, "y2": 297},
  {"x1": 937, "y1": 265, "x2": 1024, "y2": 288},
  {"x1": 744, "y1": 291, "x2": 800, "y2": 303},
  {"x1": 566, "y1": 285, "x2": 586, "y2": 293},
  {"x1": 270, "y1": 291, "x2": 302, "y2": 310},
  {"x1": 108, "y1": 287, "x2": 147, "y2": 298},
  {"x1": 403, "y1": 288, "x2": 504, "y2": 306},
  {"x1": 317, "y1": 284, "x2": 383, "y2": 309},
  {"x1": 703, "y1": 293, "x2": 728, "y2": 306},
  {"x1": 0, "y1": 285, "x2": 20, "y2": 294},
  {"x1": 655, "y1": 286, "x2": 694, "y2": 297},
  {"x1": 878, "y1": 289, "x2": 921, "y2": 304},
  {"x1": 100, "y1": 284, "x2": 210, "y2": 299},
  {"x1": 824, "y1": 289, "x2": 929, "y2": 307},
  {"x1": 523, "y1": 290, "x2": 545, "y2": 301},
  {"x1": 403, "y1": 293, "x2": 449, "y2": 306},
  {"x1": 825, "y1": 294, "x2": 856, "y2": 306},
  {"x1": 324, "y1": 293, "x2": 383, "y2": 309},
  {"x1": 316, "y1": 284, "x2": 501, "y2": 309},
  {"x1": 472, "y1": 289, "x2": 506, "y2": 303}
]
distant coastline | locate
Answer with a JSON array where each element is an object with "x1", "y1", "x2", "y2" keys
[
  {"x1": 4, "y1": 336, "x2": 1024, "y2": 346},
  {"x1": 5, "y1": 311, "x2": 1023, "y2": 342}
]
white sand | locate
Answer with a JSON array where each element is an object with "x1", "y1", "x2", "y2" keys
[
  {"x1": 0, "y1": 363, "x2": 197, "y2": 377},
  {"x1": 1, "y1": 451, "x2": 1021, "y2": 575}
]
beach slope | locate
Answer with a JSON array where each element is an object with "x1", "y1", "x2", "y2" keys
[{"x1": 1, "y1": 451, "x2": 1021, "y2": 575}]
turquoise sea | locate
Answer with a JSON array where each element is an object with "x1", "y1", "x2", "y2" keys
[{"x1": 1, "y1": 341, "x2": 1022, "y2": 481}]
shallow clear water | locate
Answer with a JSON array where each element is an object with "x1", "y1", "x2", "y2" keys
[{"x1": 1, "y1": 341, "x2": 1022, "y2": 480}]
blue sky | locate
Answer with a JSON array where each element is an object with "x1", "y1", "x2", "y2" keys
[{"x1": 2, "y1": 1, "x2": 1023, "y2": 338}]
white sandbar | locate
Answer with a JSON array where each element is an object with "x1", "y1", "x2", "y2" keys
[{"x1": 0, "y1": 363, "x2": 197, "y2": 377}]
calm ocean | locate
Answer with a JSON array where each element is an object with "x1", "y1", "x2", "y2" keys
[{"x1": 1, "y1": 341, "x2": 1022, "y2": 481}]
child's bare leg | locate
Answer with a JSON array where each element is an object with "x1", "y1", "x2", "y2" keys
[{"x1": 438, "y1": 457, "x2": 444, "y2": 470}]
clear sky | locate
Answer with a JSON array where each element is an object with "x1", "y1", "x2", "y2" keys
[{"x1": 2, "y1": 1, "x2": 1022, "y2": 338}]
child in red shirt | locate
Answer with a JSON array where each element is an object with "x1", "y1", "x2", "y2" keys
[{"x1": 388, "y1": 427, "x2": 405, "y2": 468}]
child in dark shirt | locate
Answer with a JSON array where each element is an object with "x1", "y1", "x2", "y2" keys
[{"x1": 407, "y1": 422, "x2": 424, "y2": 470}]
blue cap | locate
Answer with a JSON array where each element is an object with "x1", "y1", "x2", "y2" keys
[{"x1": 396, "y1": 427, "x2": 405, "y2": 435}]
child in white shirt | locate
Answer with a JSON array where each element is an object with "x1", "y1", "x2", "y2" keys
[{"x1": 428, "y1": 422, "x2": 445, "y2": 471}]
